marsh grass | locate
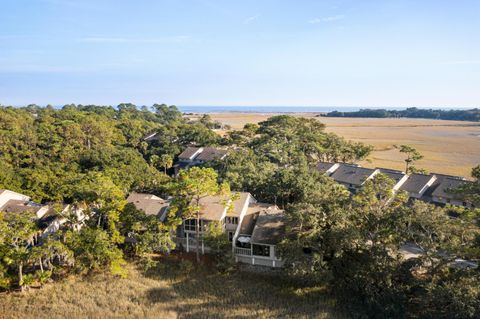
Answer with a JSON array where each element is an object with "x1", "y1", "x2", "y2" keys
[
  {"x1": 207, "y1": 113, "x2": 480, "y2": 177},
  {"x1": 0, "y1": 255, "x2": 349, "y2": 319}
]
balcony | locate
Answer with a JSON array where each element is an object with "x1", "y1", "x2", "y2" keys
[{"x1": 234, "y1": 247, "x2": 252, "y2": 256}]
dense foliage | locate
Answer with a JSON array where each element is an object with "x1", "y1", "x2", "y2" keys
[
  {"x1": 1, "y1": 104, "x2": 479, "y2": 318},
  {"x1": 325, "y1": 107, "x2": 480, "y2": 121},
  {"x1": 0, "y1": 103, "x2": 214, "y2": 290},
  {"x1": 279, "y1": 173, "x2": 480, "y2": 318},
  {"x1": 216, "y1": 115, "x2": 373, "y2": 206}
]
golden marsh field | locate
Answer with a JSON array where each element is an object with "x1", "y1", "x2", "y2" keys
[{"x1": 203, "y1": 113, "x2": 480, "y2": 178}]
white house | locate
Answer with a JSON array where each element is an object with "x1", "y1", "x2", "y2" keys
[
  {"x1": 233, "y1": 203, "x2": 285, "y2": 268},
  {"x1": 0, "y1": 189, "x2": 86, "y2": 235},
  {"x1": 175, "y1": 192, "x2": 252, "y2": 254}
]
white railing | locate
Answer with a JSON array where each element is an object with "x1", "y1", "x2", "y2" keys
[
  {"x1": 173, "y1": 237, "x2": 211, "y2": 254},
  {"x1": 234, "y1": 247, "x2": 252, "y2": 256},
  {"x1": 235, "y1": 255, "x2": 284, "y2": 268}
]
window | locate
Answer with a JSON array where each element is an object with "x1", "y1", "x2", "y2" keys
[
  {"x1": 226, "y1": 217, "x2": 239, "y2": 225},
  {"x1": 184, "y1": 219, "x2": 196, "y2": 232},
  {"x1": 228, "y1": 231, "x2": 234, "y2": 242},
  {"x1": 184, "y1": 219, "x2": 206, "y2": 232},
  {"x1": 252, "y1": 244, "x2": 270, "y2": 257}
]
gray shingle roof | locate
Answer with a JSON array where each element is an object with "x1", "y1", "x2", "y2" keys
[
  {"x1": 430, "y1": 176, "x2": 469, "y2": 200},
  {"x1": 127, "y1": 192, "x2": 170, "y2": 221},
  {"x1": 0, "y1": 199, "x2": 43, "y2": 214},
  {"x1": 230, "y1": 192, "x2": 250, "y2": 216},
  {"x1": 178, "y1": 147, "x2": 201, "y2": 160},
  {"x1": 251, "y1": 211, "x2": 285, "y2": 245},
  {"x1": 400, "y1": 173, "x2": 435, "y2": 195},
  {"x1": 239, "y1": 203, "x2": 276, "y2": 236},
  {"x1": 330, "y1": 164, "x2": 377, "y2": 186},
  {"x1": 194, "y1": 192, "x2": 250, "y2": 221},
  {"x1": 239, "y1": 212, "x2": 259, "y2": 236},
  {"x1": 422, "y1": 174, "x2": 462, "y2": 199},
  {"x1": 315, "y1": 162, "x2": 337, "y2": 174},
  {"x1": 377, "y1": 168, "x2": 406, "y2": 183},
  {"x1": 195, "y1": 147, "x2": 228, "y2": 161}
]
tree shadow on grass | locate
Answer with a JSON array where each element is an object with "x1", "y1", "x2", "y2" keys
[{"x1": 141, "y1": 257, "x2": 352, "y2": 319}]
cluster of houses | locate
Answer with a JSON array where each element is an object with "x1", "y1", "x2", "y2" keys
[
  {"x1": 172, "y1": 145, "x2": 474, "y2": 208},
  {"x1": 1, "y1": 146, "x2": 475, "y2": 269},
  {"x1": 316, "y1": 162, "x2": 474, "y2": 208}
]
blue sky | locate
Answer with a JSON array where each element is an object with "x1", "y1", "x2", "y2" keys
[{"x1": 0, "y1": 0, "x2": 479, "y2": 107}]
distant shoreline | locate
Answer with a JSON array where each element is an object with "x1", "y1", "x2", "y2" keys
[
  {"x1": 180, "y1": 106, "x2": 480, "y2": 122},
  {"x1": 178, "y1": 105, "x2": 476, "y2": 114}
]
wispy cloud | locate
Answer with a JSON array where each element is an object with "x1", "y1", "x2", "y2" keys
[
  {"x1": 78, "y1": 36, "x2": 191, "y2": 44},
  {"x1": 243, "y1": 14, "x2": 260, "y2": 25},
  {"x1": 308, "y1": 15, "x2": 345, "y2": 24}
]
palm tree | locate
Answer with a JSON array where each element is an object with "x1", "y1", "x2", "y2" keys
[{"x1": 159, "y1": 154, "x2": 173, "y2": 175}]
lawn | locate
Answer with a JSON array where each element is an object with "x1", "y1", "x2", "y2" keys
[{"x1": 0, "y1": 255, "x2": 348, "y2": 319}]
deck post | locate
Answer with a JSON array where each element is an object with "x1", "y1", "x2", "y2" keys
[
  {"x1": 201, "y1": 240, "x2": 204, "y2": 254},
  {"x1": 186, "y1": 232, "x2": 189, "y2": 252}
]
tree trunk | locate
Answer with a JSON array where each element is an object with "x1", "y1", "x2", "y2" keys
[
  {"x1": 195, "y1": 209, "x2": 200, "y2": 263},
  {"x1": 39, "y1": 257, "x2": 44, "y2": 273},
  {"x1": 18, "y1": 262, "x2": 24, "y2": 292}
]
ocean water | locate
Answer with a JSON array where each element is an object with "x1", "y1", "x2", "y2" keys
[{"x1": 178, "y1": 106, "x2": 372, "y2": 113}]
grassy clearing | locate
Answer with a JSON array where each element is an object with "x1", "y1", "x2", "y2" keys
[{"x1": 0, "y1": 255, "x2": 348, "y2": 319}]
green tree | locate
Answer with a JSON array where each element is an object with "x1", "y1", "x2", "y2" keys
[
  {"x1": 0, "y1": 211, "x2": 40, "y2": 291},
  {"x1": 398, "y1": 144, "x2": 424, "y2": 173},
  {"x1": 281, "y1": 175, "x2": 411, "y2": 316},
  {"x1": 455, "y1": 164, "x2": 480, "y2": 207},
  {"x1": 118, "y1": 203, "x2": 180, "y2": 258},
  {"x1": 159, "y1": 154, "x2": 173, "y2": 175},
  {"x1": 65, "y1": 227, "x2": 127, "y2": 277},
  {"x1": 203, "y1": 221, "x2": 235, "y2": 272},
  {"x1": 170, "y1": 167, "x2": 228, "y2": 263}
]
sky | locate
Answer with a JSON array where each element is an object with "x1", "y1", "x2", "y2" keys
[{"x1": 0, "y1": 0, "x2": 479, "y2": 107}]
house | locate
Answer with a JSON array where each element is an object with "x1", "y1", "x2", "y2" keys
[
  {"x1": 0, "y1": 189, "x2": 51, "y2": 220},
  {"x1": 315, "y1": 162, "x2": 340, "y2": 176},
  {"x1": 127, "y1": 192, "x2": 171, "y2": 222},
  {"x1": 133, "y1": 190, "x2": 286, "y2": 268},
  {"x1": 0, "y1": 189, "x2": 31, "y2": 212},
  {"x1": 40, "y1": 204, "x2": 86, "y2": 234},
  {"x1": 399, "y1": 173, "x2": 437, "y2": 199},
  {"x1": 424, "y1": 174, "x2": 473, "y2": 208},
  {"x1": 175, "y1": 146, "x2": 228, "y2": 173},
  {"x1": 0, "y1": 189, "x2": 86, "y2": 235},
  {"x1": 175, "y1": 192, "x2": 252, "y2": 253},
  {"x1": 314, "y1": 162, "x2": 474, "y2": 209},
  {"x1": 376, "y1": 168, "x2": 409, "y2": 191},
  {"x1": 399, "y1": 243, "x2": 477, "y2": 269},
  {"x1": 234, "y1": 203, "x2": 284, "y2": 268},
  {"x1": 329, "y1": 164, "x2": 379, "y2": 192}
]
